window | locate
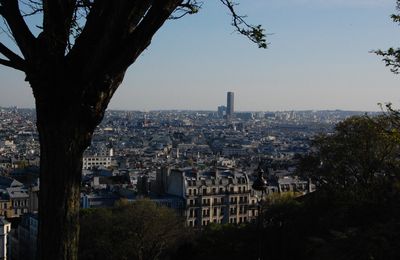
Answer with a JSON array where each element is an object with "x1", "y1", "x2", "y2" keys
[
  {"x1": 203, "y1": 188, "x2": 207, "y2": 195},
  {"x1": 188, "y1": 189, "x2": 192, "y2": 195}
]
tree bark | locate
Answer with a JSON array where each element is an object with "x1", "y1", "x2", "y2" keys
[
  {"x1": 34, "y1": 82, "x2": 100, "y2": 260},
  {"x1": 37, "y1": 127, "x2": 83, "y2": 260}
]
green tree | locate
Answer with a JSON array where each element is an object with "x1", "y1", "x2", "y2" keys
[
  {"x1": 297, "y1": 115, "x2": 400, "y2": 193},
  {"x1": 79, "y1": 200, "x2": 185, "y2": 260},
  {"x1": 0, "y1": 1, "x2": 266, "y2": 259}
]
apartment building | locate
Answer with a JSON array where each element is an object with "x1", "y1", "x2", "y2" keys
[{"x1": 155, "y1": 167, "x2": 258, "y2": 227}]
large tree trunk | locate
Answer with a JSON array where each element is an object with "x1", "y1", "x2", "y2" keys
[
  {"x1": 34, "y1": 81, "x2": 104, "y2": 260},
  {"x1": 0, "y1": 1, "x2": 188, "y2": 259},
  {"x1": 37, "y1": 125, "x2": 85, "y2": 260}
]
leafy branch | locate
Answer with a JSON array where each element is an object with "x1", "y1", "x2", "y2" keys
[
  {"x1": 220, "y1": 0, "x2": 267, "y2": 49},
  {"x1": 374, "y1": 0, "x2": 400, "y2": 74}
]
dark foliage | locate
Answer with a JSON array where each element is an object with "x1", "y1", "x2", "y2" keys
[{"x1": 79, "y1": 200, "x2": 186, "y2": 260}]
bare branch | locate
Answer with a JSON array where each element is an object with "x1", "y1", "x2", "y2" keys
[
  {"x1": 220, "y1": 0, "x2": 267, "y2": 48},
  {"x1": 0, "y1": 0, "x2": 36, "y2": 59},
  {"x1": 0, "y1": 57, "x2": 24, "y2": 70},
  {"x1": 20, "y1": 0, "x2": 43, "y2": 17},
  {"x1": 0, "y1": 41, "x2": 23, "y2": 60},
  {"x1": 0, "y1": 16, "x2": 17, "y2": 44}
]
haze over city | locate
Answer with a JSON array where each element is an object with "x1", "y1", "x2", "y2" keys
[{"x1": 0, "y1": 0, "x2": 399, "y2": 111}]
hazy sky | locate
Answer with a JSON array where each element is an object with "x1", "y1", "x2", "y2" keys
[{"x1": 0, "y1": 0, "x2": 399, "y2": 111}]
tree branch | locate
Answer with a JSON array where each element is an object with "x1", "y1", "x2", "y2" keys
[
  {"x1": 0, "y1": 41, "x2": 26, "y2": 71},
  {"x1": 111, "y1": 0, "x2": 183, "y2": 73},
  {"x1": 374, "y1": 0, "x2": 400, "y2": 74},
  {"x1": 67, "y1": 0, "x2": 155, "y2": 77},
  {"x1": 42, "y1": 0, "x2": 78, "y2": 57},
  {"x1": 0, "y1": 57, "x2": 24, "y2": 70},
  {"x1": 0, "y1": 0, "x2": 36, "y2": 59},
  {"x1": 374, "y1": 48, "x2": 400, "y2": 74},
  {"x1": 170, "y1": 0, "x2": 202, "y2": 20},
  {"x1": 219, "y1": 0, "x2": 267, "y2": 48},
  {"x1": 20, "y1": 0, "x2": 43, "y2": 17}
]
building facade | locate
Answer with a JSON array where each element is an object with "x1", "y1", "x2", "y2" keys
[
  {"x1": 82, "y1": 156, "x2": 112, "y2": 170},
  {"x1": 155, "y1": 167, "x2": 258, "y2": 227},
  {"x1": 0, "y1": 217, "x2": 11, "y2": 260},
  {"x1": 9, "y1": 213, "x2": 37, "y2": 260}
]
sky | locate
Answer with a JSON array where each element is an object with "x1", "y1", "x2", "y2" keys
[{"x1": 0, "y1": 0, "x2": 399, "y2": 111}]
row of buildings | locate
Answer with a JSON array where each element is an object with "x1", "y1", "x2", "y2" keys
[{"x1": 0, "y1": 106, "x2": 357, "y2": 259}]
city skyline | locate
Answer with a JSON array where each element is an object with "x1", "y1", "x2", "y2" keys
[{"x1": 0, "y1": 0, "x2": 399, "y2": 111}]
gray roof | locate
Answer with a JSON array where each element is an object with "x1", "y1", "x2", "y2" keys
[
  {"x1": 6, "y1": 187, "x2": 29, "y2": 199},
  {"x1": 0, "y1": 176, "x2": 23, "y2": 189}
]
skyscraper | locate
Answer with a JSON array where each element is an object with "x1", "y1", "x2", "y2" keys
[{"x1": 226, "y1": 92, "x2": 234, "y2": 118}]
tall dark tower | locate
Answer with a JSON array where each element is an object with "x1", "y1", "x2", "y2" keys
[{"x1": 226, "y1": 91, "x2": 234, "y2": 118}]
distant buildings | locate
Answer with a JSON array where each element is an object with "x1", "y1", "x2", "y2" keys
[
  {"x1": 217, "y1": 106, "x2": 226, "y2": 118},
  {"x1": 82, "y1": 147, "x2": 114, "y2": 170},
  {"x1": 9, "y1": 213, "x2": 37, "y2": 260}
]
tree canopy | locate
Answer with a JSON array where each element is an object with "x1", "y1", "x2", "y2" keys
[
  {"x1": 79, "y1": 200, "x2": 185, "y2": 260},
  {"x1": 296, "y1": 115, "x2": 400, "y2": 194}
]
